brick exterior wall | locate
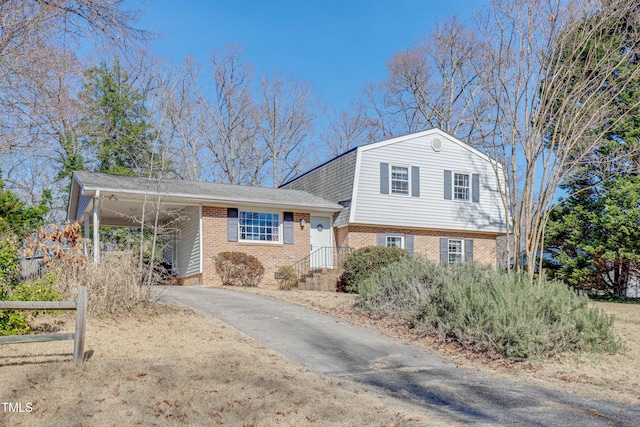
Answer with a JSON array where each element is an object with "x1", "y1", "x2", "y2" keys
[
  {"x1": 201, "y1": 206, "x2": 310, "y2": 288},
  {"x1": 335, "y1": 225, "x2": 498, "y2": 267}
]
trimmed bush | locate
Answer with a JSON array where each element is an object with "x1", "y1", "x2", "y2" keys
[
  {"x1": 215, "y1": 252, "x2": 265, "y2": 287},
  {"x1": 356, "y1": 258, "x2": 622, "y2": 359},
  {"x1": 338, "y1": 246, "x2": 411, "y2": 293},
  {"x1": 276, "y1": 265, "x2": 298, "y2": 290}
]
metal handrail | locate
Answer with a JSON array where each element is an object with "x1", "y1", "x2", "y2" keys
[{"x1": 292, "y1": 246, "x2": 353, "y2": 282}]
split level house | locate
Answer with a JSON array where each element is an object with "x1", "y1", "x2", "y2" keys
[{"x1": 66, "y1": 128, "x2": 508, "y2": 287}]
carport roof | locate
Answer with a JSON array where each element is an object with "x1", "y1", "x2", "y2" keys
[{"x1": 67, "y1": 171, "x2": 343, "y2": 224}]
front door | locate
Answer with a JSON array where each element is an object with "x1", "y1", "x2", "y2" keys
[{"x1": 310, "y1": 216, "x2": 332, "y2": 268}]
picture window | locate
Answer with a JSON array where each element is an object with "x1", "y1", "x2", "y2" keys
[{"x1": 239, "y1": 211, "x2": 280, "y2": 242}]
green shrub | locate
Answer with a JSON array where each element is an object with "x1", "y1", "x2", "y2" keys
[
  {"x1": 0, "y1": 236, "x2": 20, "y2": 289},
  {"x1": 356, "y1": 257, "x2": 445, "y2": 318},
  {"x1": 0, "y1": 271, "x2": 63, "y2": 336},
  {"x1": 10, "y1": 271, "x2": 62, "y2": 302},
  {"x1": 338, "y1": 246, "x2": 411, "y2": 293},
  {"x1": 356, "y1": 259, "x2": 622, "y2": 359},
  {"x1": 0, "y1": 311, "x2": 30, "y2": 336},
  {"x1": 276, "y1": 265, "x2": 298, "y2": 290},
  {"x1": 215, "y1": 252, "x2": 265, "y2": 287}
]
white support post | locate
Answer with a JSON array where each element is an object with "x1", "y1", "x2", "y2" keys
[
  {"x1": 84, "y1": 212, "x2": 90, "y2": 257},
  {"x1": 93, "y1": 191, "x2": 100, "y2": 264}
]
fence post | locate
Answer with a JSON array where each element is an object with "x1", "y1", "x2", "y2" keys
[{"x1": 73, "y1": 286, "x2": 88, "y2": 363}]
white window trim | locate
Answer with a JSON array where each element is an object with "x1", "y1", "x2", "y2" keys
[
  {"x1": 448, "y1": 238, "x2": 464, "y2": 264},
  {"x1": 386, "y1": 234, "x2": 405, "y2": 249},
  {"x1": 238, "y1": 209, "x2": 283, "y2": 244},
  {"x1": 453, "y1": 171, "x2": 471, "y2": 202},
  {"x1": 390, "y1": 164, "x2": 411, "y2": 196}
]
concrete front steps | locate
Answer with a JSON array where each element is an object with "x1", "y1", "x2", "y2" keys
[{"x1": 297, "y1": 268, "x2": 342, "y2": 292}]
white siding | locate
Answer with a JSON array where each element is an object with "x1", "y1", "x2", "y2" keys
[
  {"x1": 175, "y1": 206, "x2": 201, "y2": 278},
  {"x1": 76, "y1": 195, "x2": 92, "y2": 221},
  {"x1": 352, "y1": 132, "x2": 506, "y2": 233}
]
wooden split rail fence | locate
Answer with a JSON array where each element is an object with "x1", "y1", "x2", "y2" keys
[{"x1": 0, "y1": 286, "x2": 88, "y2": 363}]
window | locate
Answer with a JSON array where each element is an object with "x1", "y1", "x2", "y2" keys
[
  {"x1": 239, "y1": 211, "x2": 280, "y2": 242},
  {"x1": 386, "y1": 235, "x2": 404, "y2": 248},
  {"x1": 391, "y1": 166, "x2": 409, "y2": 195},
  {"x1": 454, "y1": 173, "x2": 470, "y2": 201},
  {"x1": 448, "y1": 239, "x2": 463, "y2": 264}
]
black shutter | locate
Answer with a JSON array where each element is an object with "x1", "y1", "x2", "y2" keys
[
  {"x1": 411, "y1": 166, "x2": 420, "y2": 197},
  {"x1": 283, "y1": 212, "x2": 294, "y2": 244},
  {"x1": 465, "y1": 239, "x2": 474, "y2": 261},
  {"x1": 472, "y1": 174, "x2": 480, "y2": 203},
  {"x1": 380, "y1": 163, "x2": 389, "y2": 194},
  {"x1": 377, "y1": 233, "x2": 386, "y2": 246},
  {"x1": 440, "y1": 238, "x2": 448, "y2": 263},
  {"x1": 444, "y1": 170, "x2": 452, "y2": 200},
  {"x1": 405, "y1": 234, "x2": 414, "y2": 255},
  {"x1": 227, "y1": 208, "x2": 239, "y2": 242}
]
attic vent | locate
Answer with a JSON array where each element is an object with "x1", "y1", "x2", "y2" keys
[{"x1": 432, "y1": 138, "x2": 442, "y2": 152}]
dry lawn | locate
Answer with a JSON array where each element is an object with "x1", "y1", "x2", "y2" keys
[
  {"x1": 1, "y1": 304, "x2": 445, "y2": 427},
  {"x1": 2, "y1": 286, "x2": 639, "y2": 427},
  {"x1": 234, "y1": 287, "x2": 640, "y2": 407}
]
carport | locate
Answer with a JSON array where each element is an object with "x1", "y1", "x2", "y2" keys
[{"x1": 67, "y1": 171, "x2": 189, "y2": 265}]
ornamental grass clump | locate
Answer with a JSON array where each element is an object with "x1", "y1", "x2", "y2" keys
[{"x1": 356, "y1": 259, "x2": 622, "y2": 359}]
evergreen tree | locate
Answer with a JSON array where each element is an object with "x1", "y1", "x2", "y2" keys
[
  {"x1": 546, "y1": 175, "x2": 640, "y2": 296},
  {"x1": 79, "y1": 60, "x2": 156, "y2": 176},
  {"x1": 0, "y1": 178, "x2": 50, "y2": 241},
  {"x1": 545, "y1": 5, "x2": 640, "y2": 294},
  {"x1": 56, "y1": 133, "x2": 85, "y2": 181}
]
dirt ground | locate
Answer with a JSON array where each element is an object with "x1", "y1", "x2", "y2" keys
[
  {"x1": 1, "y1": 286, "x2": 638, "y2": 426},
  {"x1": 235, "y1": 287, "x2": 640, "y2": 407}
]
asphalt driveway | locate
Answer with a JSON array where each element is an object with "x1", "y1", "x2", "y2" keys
[{"x1": 155, "y1": 286, "x2": 640, "y2": 426}]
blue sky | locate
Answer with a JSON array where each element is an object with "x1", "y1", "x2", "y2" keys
[{"x1": 134, "y1": 0, "x2": 486, "y2": 111}]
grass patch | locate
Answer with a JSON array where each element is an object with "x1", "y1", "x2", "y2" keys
[{"x1": 356, "y1": 259, "x2": 622, "y2": 359}]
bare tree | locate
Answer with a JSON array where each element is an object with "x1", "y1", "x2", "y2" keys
[
  {"x1": 190, "y1": 46, "x2": 264, "y2": 185},
  {"x1": 0, "y1": 0, "x2": 147, "y2": 154},
  {"x1": 321, "y1": 103, "x2": 373, "y2": 158},
  {"x1": 144, "y1": 57, "x2": 208, "y2": 181},
  {"x1": 470, "y1": 0, "x2": 640, "y2": 277},
  {"x1": 362, "y1": 15, "x2": 488, "y2": 143},
  {"x1": 258, "y1": 72, "x2": 320, "y2": 187},
  {"x1": 361, "y1": 82, "x2": 397, "y2": 141}
]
